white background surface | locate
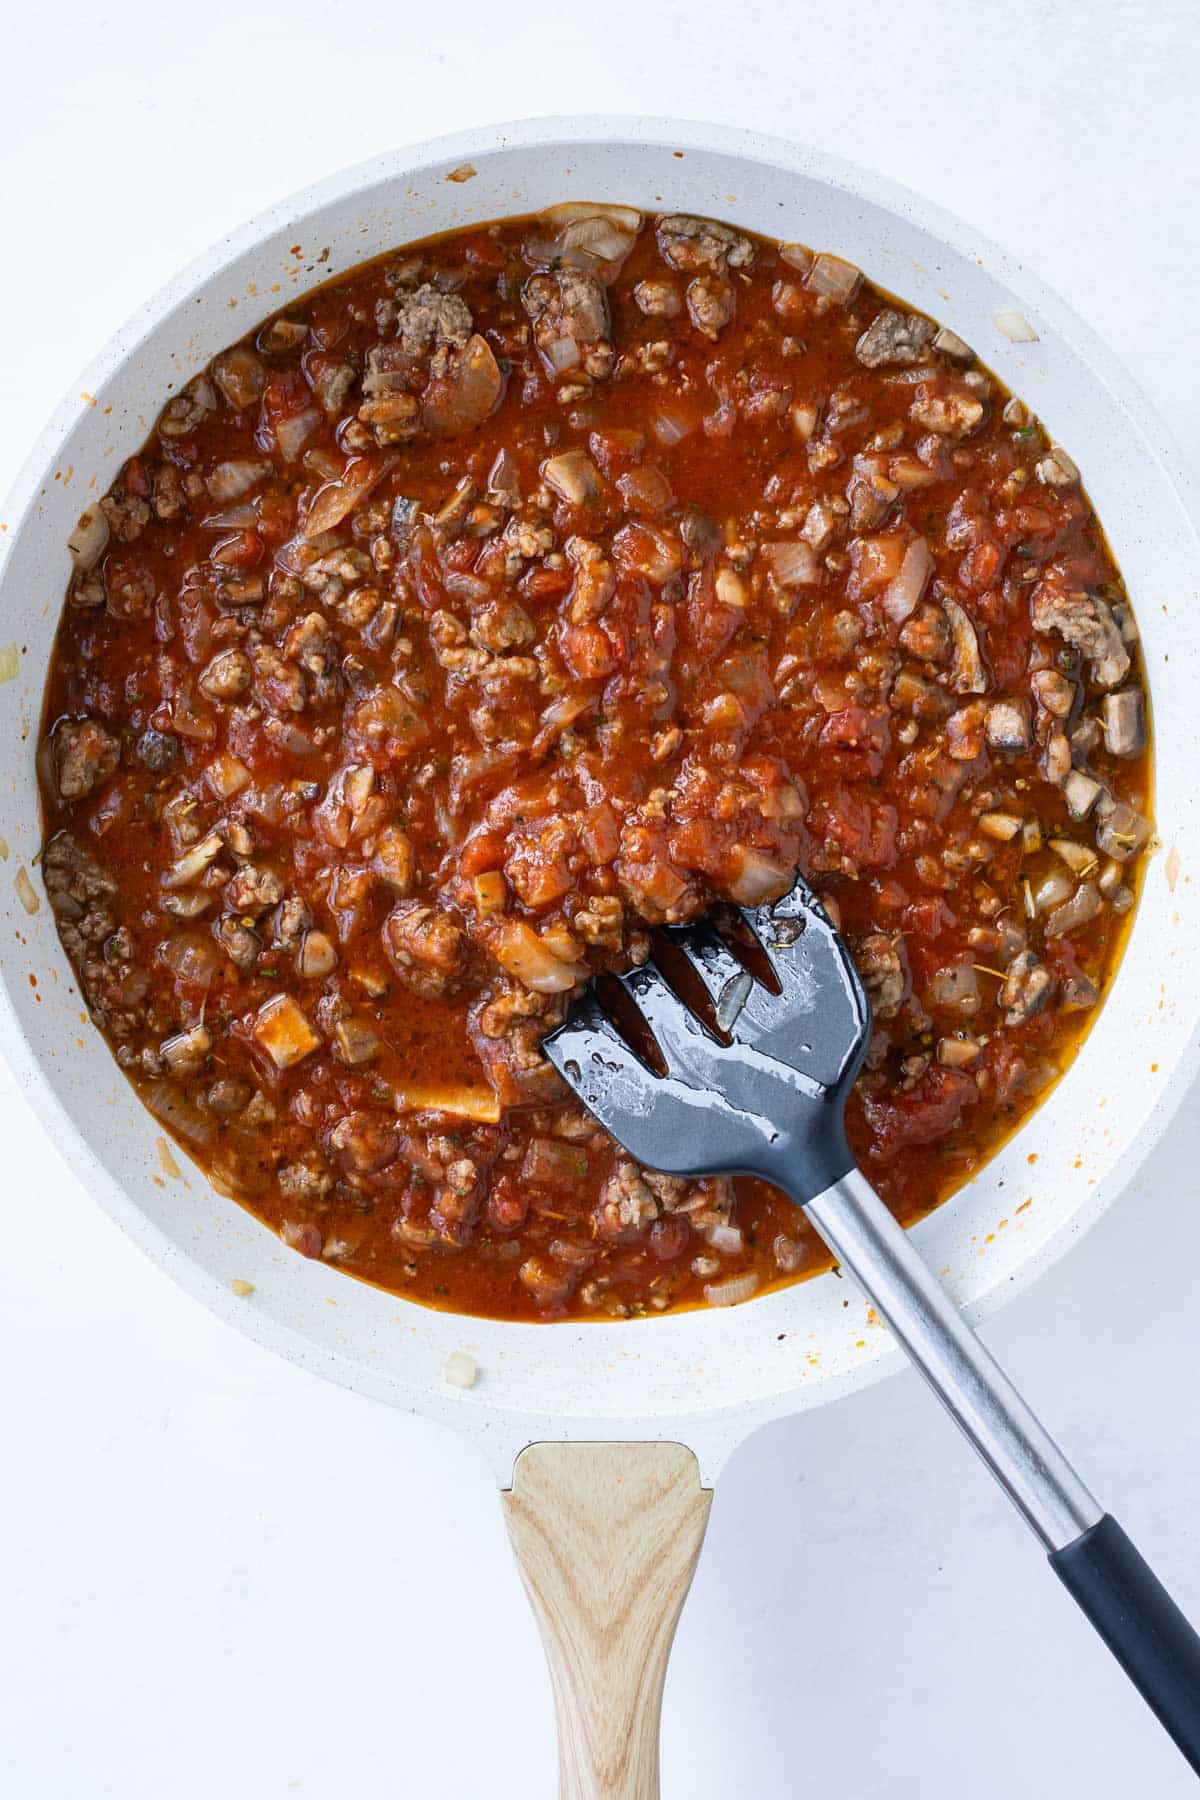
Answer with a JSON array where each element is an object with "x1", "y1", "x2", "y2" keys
[{"x1": 2, "y1": 2, "x2": 1199, "y2": 1794}]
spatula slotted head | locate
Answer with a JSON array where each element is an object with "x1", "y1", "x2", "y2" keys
[{"x1": 542, "y1": 874, "x2": 872, "y2": 1197}]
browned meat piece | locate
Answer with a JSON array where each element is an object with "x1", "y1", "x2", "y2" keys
[
  {"x1": 42, "y1": 834, "x2": 146, "y2": 1036},
  {"x1": 252, "y1": 644, "x2": 306, "y2": 714},
  {"x1": 361, "y1": 342, "x2": 418, "y2": 400},
  {"x1": 655, "y1": 214, "x2": 754, "y2": 274},
  {"x1": 278, "y1": 1160, "x2": 333, "y2": 1204},
  {"x1": 199, "y1": 648, "x2": 252, "y2": 701},
  {"x1": 523, "y1": 269, "x2": 613, "y2": 380},
  {"x1": 856, "y1": 309, "x2": 936, "y2": 368},
  {"x1": 282, "y1": 612, "x2": 342, "y2": 706},
  {"x1": 1031, "y1": 572, "x2": 1130, "y2": 690},
  {"x1": 225, "y1": 865, "x2": 285, "y2": 918},
  {"x1": 633, "y1": 279, "x2": 682, "y2": 318},
  {"x1": 593, "y1": 1160, "x2": 662, "y2": 1240},
  {"x1": 383, "y1": 900, "x2": 464, "y2": 997},
  {"x1": 1030, "y1": 668, "x2": 1075, "y2": 720},
  {"x1": 1001, "y1": 950, "x2": 1057, "y2": 1025},
  {"x1": 53, "y1": 718, "x2": 120, "y2": 801},
  {"x1": 217, "y1": 916, "x2": 259, "y2": 971},
  {"x1": 357, "y1": 392, "x2": 421, "y2": 445},
  {"x1": 273, "y1": 894, "x2": 313, "y2": 948},
  {"x1": 686, "y1": 276, "x2": 736, "y2": 339},
  {"x1": 854, "y1": 932, "x2": 906, "y2": 1018},
  {"x1": 327, "y1": 1110, "x2": 399, "y2": 1175},
  {"x1": 393, "y1": 284, "x2": 473, "y2": 357},
  {"x1": 135, "y1": 728, "x2": 179, "y2": 773},
  {"x1": 899, "y1": 603, "x2": 951, "y2": 662},
  {"x1": 309, "y1": 359, "x2": 357, "y2": 415},
  {"x1": 910, "y1": 381, "x2": 985, "y2": 438},
  {"x1": 945, "y1": 701, "x2": 988, "y2": 761}
]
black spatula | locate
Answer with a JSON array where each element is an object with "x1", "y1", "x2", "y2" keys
[{"x1": 544, "y1": 872, "x2": 1200, "y2": 1775}]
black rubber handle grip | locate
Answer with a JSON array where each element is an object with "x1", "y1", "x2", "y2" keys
[{"x1": 1050, "y1": 1514, "x2": 1200, "y2": 1774}]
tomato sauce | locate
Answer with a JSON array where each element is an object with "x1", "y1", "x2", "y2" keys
[{"x1": 39, "y1": 207, "x2": 1152, "y2": 1319}]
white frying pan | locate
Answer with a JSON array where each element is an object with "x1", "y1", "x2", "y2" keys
[{"x1": 2, "y1": 117, "x2": 1199, "y2": 1796}]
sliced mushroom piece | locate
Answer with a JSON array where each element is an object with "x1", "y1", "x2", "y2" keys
[
  {"x1": 1062, "y1": 973, "x2": 1100, "y2": 1010},
  {"x1": 297, "y1": 929, "x2": 337, "y2": 979},
  {"x1": 542, "y1": 450, "x2": 600, "y2": 506},
  {"x1": 1001, "y1": 950, "x2": 1057, "y2": 1025},
  {"x1": 985, "y1": 700, "x2": 1031, "y2": 752},
  {"x1": 943, "y1": 596, "x2": 988, "y2": 694},
  {"x1": 1044, "y1": 880, "x2": 1103, "y2": 939},
  {"x1": 1100, "y1": 688, "x2": 1146, "y2": 758},
  {"x1": 929, "y1": 960, "x2": 980, "y2": 1015},
  {"x1": 855, "y1": 309, "x2": 935, "y2": 368}
]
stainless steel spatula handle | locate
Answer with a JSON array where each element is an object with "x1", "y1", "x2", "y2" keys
[
  {"x1": 806, "y1": 1165, "x2": 1098, "y2": 1550},
  {"x1": 803, "y1": 1164, "x2": 1200, "y2": 1772}
]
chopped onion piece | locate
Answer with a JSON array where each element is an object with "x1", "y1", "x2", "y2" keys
[
  {"x1": 423, "y1": 334, "x2": 503, "y2": 435},
  {"x1": 933, "y1": 326, "x2": 973, "y2": 362},
  {"x1": 978, "y1": 812, "x2": 1022, "y2": 842},
  {"x1": 1044, "y1": 880, "x2": 1102, "y2": 939},
  {"x1": 163, "y1": 830, "x2": 223, "y2": 890},
  {"x1": 705, "y1": 1223, "x2": 745, "y2": 1256},
  {"x1": 651, "y1": 406, "x2": 694, "y2": 446},
  {"x1": 881, "y1": 536, "x2": 933, "y2": 623},
  {"x1": 704, "y1": 1271, "x2": 760, "y2": 1308},
  {"x1": 444, "y1": 1351, "x2": 478, "y2": 1389},
  {"x1": 159, "y1": 931, "x2": 220, "y2": 986},
  {"x1": 544, "y1": 333, "x2": 581, "y2": 373},
  {"x1": 274, "y1": 407, "x2": 321, "y2": 462},
  {"x1": 995, "y1": 310, "x2": 1039, "y2": 343},
  {"x1": 1050, "y1": 836, "x2": 1099, "y2": 875},
  {"x1": 1036, "y1": 447, "x2": 1080, "y2": 488},
  {"x1": 205, "y1": 752, "x2": 251, "y2": 799},
  {"x1": 200, "y1": 501, "x2": 258, "y2": 530},
  {"x1": 491, "y1": 919, "x2": 587, "y2": 994},
  {"x1": 1033, "y1": 869, "x2": 1073, "y2": 912},
  {"x1": 726, "y1": 847, "x2": 792, "y2": 906},
  {"x1": 0, "y1": 643, "x2": 19, "y2": 684},
  {"x1": 541, "y1": 201, "x2": 642, "y2": 233},
  {"x1": 763, "y1": 540, "x2": 819, "y2": 588},
  {"x1": 146, "y1": 1080, "x2": 212, "y2": 1147},
  {"x1": 207, "y1": 459, "x2": 270, "y2": 503},
  {"x1": 67, "y1": 505, "x2": 109, "y2": 572},
  {"x1": 303, "y1": 453, "x2": 397, "y2": 538}
]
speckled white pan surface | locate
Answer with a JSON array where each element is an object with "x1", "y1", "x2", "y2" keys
[{"x1": 1, "y1": 116, "x2": 1197, "y2": 1483}]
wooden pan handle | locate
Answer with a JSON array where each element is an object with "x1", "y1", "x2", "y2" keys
[{"x1": 502, "y1": 1441, "x2": 712, "y2": 1800}]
